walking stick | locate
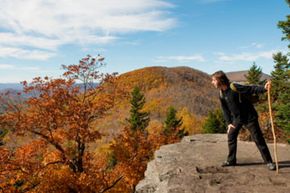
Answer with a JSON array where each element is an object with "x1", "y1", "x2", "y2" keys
[{"x1": 267, "y1": 80, "x2": 279, "y2": 174}]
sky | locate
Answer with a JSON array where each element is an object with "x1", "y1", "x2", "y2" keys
[{"x1": 0, "y1": 0, "x2": 289, "y2": 83}]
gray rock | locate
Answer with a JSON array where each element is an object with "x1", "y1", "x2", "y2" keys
[{"x1": 136, "y1": 134, "x2": 290, "y2": 193}]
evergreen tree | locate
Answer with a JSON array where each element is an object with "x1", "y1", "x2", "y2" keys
[
  {"x1": 271, "y1": 52, "x2": 289, "y2": 101},
  {"x1": 271, "y1": 53, "x2": 290, "y2": 132},
  {"x1": 163, "y1": 106, "x2": 186, "y2": 137},
  {"x1": 272, "y1": 1, "x2": 290, "y2": 134},
  {"x1": 202, "y1": 109, "x2": 226, "y2": 133},
  {"x1": 127, "y1": 87, "x2": 150, "y2": 132},
  {"x1": 276, "y1": 93, "x2": 290, "y2": 132},
  {"x1": 245, "y1": 62, "x2": 262, "y2": 85}
]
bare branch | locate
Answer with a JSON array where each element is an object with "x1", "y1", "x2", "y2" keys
[{"x1": 99, "y1": 176, "x2": 123, "y2": 193}]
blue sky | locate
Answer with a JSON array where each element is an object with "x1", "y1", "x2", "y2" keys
[{"x1": 0, "y1": 0, "x2": 288, "y2": 83}]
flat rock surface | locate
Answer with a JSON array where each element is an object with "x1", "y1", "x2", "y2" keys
[{"x1": 136, "y1": 134, "x2": 290, "y2": 193}]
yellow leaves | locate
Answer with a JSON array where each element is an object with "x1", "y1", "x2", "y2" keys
[
  {"x1": 146, "y1": 120, "x2": 163, "y2": 134},
  {"x1": 177, "y1": 107, "x2": 204, "y2": 134},
  {"x1": 143, "y1": 99, "x2": 162, "y2": 113}
]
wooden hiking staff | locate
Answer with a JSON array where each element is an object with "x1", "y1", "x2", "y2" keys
[{"x1": 267, "y1": 80, "x2": 279, "y2": 174}]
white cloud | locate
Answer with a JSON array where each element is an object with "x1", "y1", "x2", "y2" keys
[
  {"x1": 0, "y1": 0, "x2": 176, "y2": 60},
  {"x1": 0, "y1": 32, "x2": 63, "y2": 50},
  {"x1": 0, "y1": 63, "x2": 40, "y2": 71},
  {"x1": 0, "y1": 46, "x2": 55, "y2": 60},
  {"x1": 216, "y1": 50, "x2": 277, "y2": 62},
  {"x1": 155, "y1": 55, "x2": 205, "y2": 63}
]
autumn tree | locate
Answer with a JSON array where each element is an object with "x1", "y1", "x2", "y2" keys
[
  {"x1": 109, "y1": 127, "x2": 153, "y2": 192},
  {"x1": 0, "y1": 55, "x2": 124, "y2": 192},
  {"x1": 177, "y1": 107, "x2": 204, "y2": 134},
  {"x1": 245, "y1": 62, "x2": 262, "y2": 85}
]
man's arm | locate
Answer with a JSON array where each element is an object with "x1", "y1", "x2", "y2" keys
[{"x1": 231, "y1": 81, "x2": 270, "y2": 95}]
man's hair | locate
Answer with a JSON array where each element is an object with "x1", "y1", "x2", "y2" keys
[{"x1": 211, "y1": 71, "x2": 230, "y2": 86}]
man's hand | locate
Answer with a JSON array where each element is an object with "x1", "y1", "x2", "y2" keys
[
  {"x1": 265, "y1": 80, "x2": 271, "y2": 91},
  {"x1": 227, "y1": 124, "x2": 235, "y2": 134}
]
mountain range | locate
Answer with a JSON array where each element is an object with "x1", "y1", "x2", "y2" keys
[{"x1": 0, "y1": 69, "x2": 271, "y2": 91}]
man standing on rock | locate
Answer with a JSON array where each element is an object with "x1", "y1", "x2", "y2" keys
[{"x1": 211, "y1": 70, "x2": 276, "y2": 170}]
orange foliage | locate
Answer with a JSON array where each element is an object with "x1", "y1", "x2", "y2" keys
[
  {"x1": 0, "y1": 55, "x2": 125, "y2": 192},
  {"x1": 0, "y1": 58, "x2": 194, "y2": 193},
  {"x1": 109, "y1": 127, "x2": 153, "y2": 192}
]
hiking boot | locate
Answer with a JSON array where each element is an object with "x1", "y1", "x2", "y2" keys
[
  {"x1": 221, "y1": 161, "x2": 236, "y2": 167},
  {"x1": 267, "y1": 163, "x2": 276, "y2": 171}
]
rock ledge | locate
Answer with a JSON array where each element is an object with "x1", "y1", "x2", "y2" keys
[{"x1": 136, "y1": 134, "x2": 290, "y2": 193}]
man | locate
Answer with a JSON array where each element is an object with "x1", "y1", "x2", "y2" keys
[{"x1": 211, "y1": 70, "x2": 275, "y2": 170}]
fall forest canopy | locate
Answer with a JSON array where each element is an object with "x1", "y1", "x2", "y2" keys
[{"x1": 0, "y1": 55, "x2": 188, "y2": 193}]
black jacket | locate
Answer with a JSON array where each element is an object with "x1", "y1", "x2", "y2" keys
[{"x1": 220, "y1": 83, "x2": 266, "y2": 128}]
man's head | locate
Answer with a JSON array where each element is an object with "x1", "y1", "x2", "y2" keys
[{"x1": 211, "y1": 71, "x2": 230, "y2": 89}]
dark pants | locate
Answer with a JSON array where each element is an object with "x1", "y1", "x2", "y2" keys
[{"x1": 227, "y1": 119, "x2": 273, "y2": 164}]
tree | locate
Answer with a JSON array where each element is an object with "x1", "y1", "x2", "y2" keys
[
  {"x1": 275, "y1": 93, "x2": 290, "y2": 132},
  {"x1": 271, "y1": 53, "x2": 290, "y2": 132},
  {"x1": 127, "y1": 87, "x2": 150, "y2": 132},
  {"x1": 109, "y1": 127, "x2": 153, "y2": 192},
  {"x1": 270, "y1": 0, "x2": 290, "y2": 137},
  {"x1": 163, "y1": 106, "x2": 188, "y2": 139},
  {"x1": 245, "y1": 62, "x2": 262, "y2": 85},
  {"x1": 0, "y1": 55, "x2": 124, "y2": 192},
  {"x1": 177, "y1": 107, "x2": 203, "y2": 134},
  {"x1": 271, "y1": 53, "x2": 289, "y2": 101},
  {"x1": 107, "y1": 87, "x2": 152, "y2": 192},
  {"x1": 202, "y1": 109, "x2": 226, "y2": 134}
]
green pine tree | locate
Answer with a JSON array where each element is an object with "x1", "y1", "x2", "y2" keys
[
  {"x1": 202, "y1": 109, "x2": 226, "y2": 134},
  {"x1": 271, "y1": 53, "x2": 290, "y2": 132},
  {"x1": 272, "y1": 1, "x2": 290, "y2": 135},
  {"x1": 276, "y1": 92, "x2": 290, "y2": 132},
  {"x1": 163, "y1": 106, "x2": 188, "y2": 138},
  {"x1": 271, "y1": 52, "x2": 289, "y2": 101},
  {"x1": 245, "y1": 62, "x2": 262, "y2": 85},
  {"x1": 127, "y1": 87, "x2": 150, "y2": 132}
]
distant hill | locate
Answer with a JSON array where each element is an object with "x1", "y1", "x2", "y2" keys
[
  {"x1": 97, "y1": 66, "x2": 219, "y2": 138},
  {"x1": 117, "y1": 66, "x2": 218, "y2": 116},
  {"x1": 0, "y1": 83, "x2": 22, "y2": 91},
  {"x1": 226, "y1": 70, "x2": 271, "y2": 83}
]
